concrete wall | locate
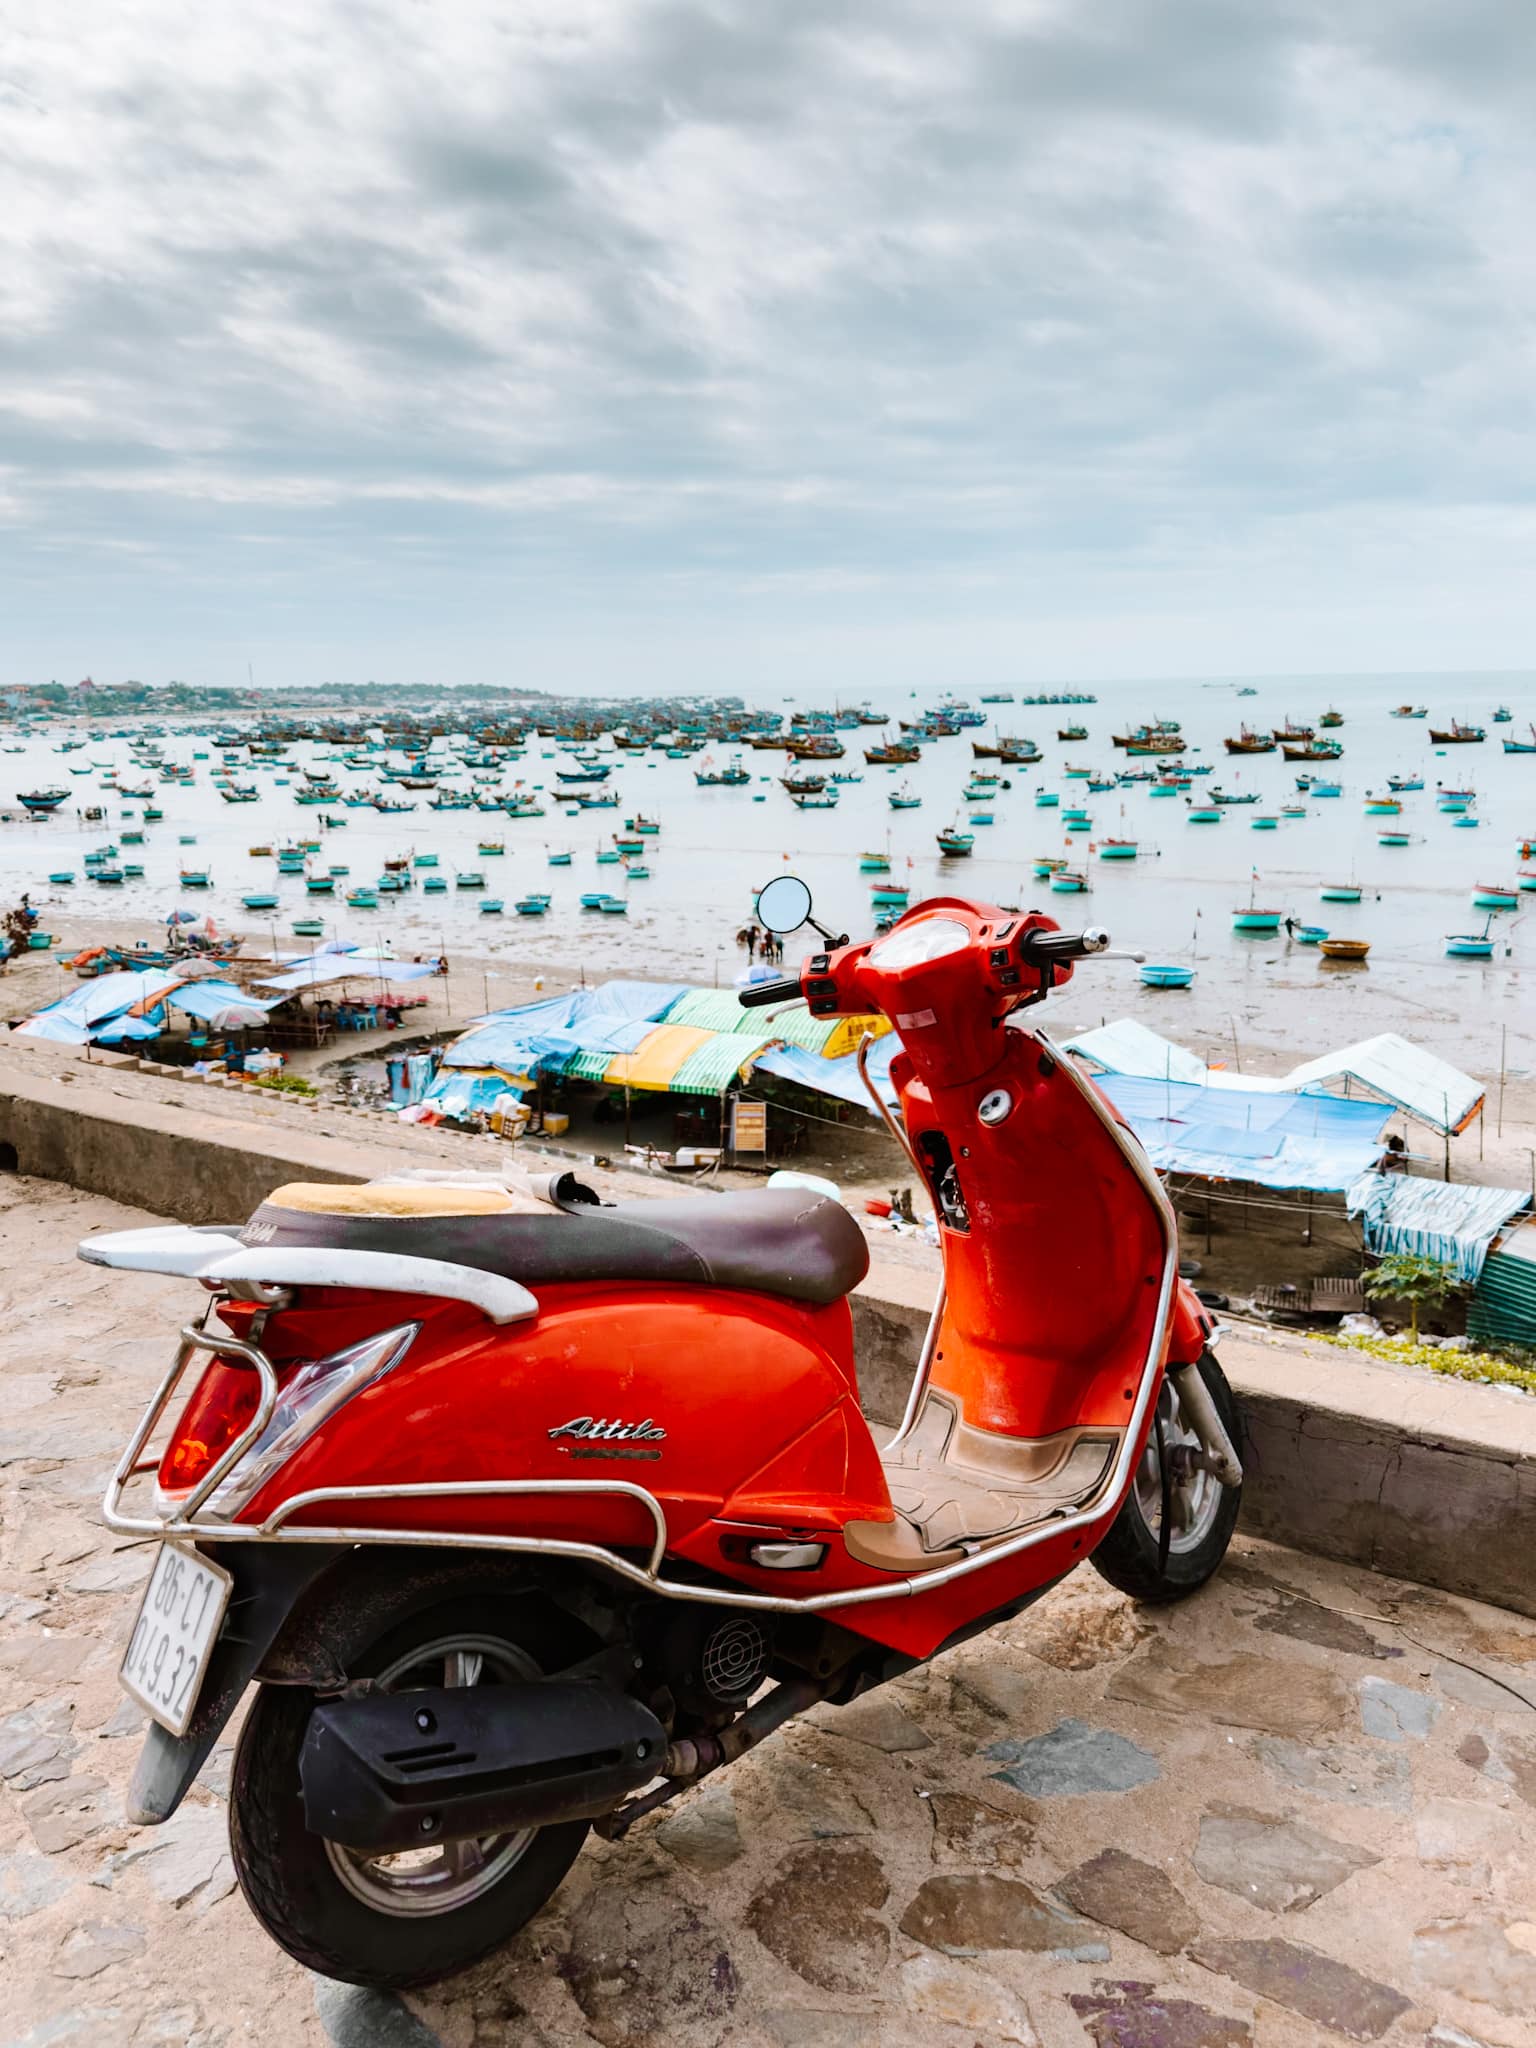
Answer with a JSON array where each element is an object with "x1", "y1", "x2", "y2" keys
[
  {"x1": 7, "y1": 1062, "x2": 1534, "y2": 1618},
  {"x1": 0, "y1": 1068, "x2": 420, "y2": 1222}
]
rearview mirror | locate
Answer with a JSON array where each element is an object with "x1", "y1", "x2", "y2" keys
[{"x1": 756, "y1": 874, "x2": 812, "y2": 934}]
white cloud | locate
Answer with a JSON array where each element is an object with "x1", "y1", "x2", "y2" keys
[{"x1": 1, "y1": 0, "x2": 1533, "y2": 683}]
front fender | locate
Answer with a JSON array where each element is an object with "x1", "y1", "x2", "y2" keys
[{"x1": 127, "y1": 1544, "x2": 343, "y2": 1825}]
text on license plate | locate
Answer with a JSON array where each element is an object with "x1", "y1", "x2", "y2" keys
[{"x1": 120, "y1": 1544, "x2": 232, "y2": 1737}]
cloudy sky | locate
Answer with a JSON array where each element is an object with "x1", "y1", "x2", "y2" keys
[{"x1": 3, "y1": 1, "x2": 1533, "y2": 690}]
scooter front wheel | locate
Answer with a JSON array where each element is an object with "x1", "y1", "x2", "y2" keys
[
  {"x1": 229, "y1": 1598, "x2": 591, "y2": 1988},
  {"x1": 1089, "y1": 1349, "x2": 1243, "y2": 1603}
]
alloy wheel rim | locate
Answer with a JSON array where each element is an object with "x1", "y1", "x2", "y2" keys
[
  {"x1": 1133, "y1": 1379, "x2": 1225, "y2": 1556},
  {"x1": 324, "y1": 1631, "x2": 540, "y2": 1916}
]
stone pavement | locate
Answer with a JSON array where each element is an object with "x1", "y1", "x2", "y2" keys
[{"x1": 3, "y1": 1175, "x2": 1536, "y2": 2048}]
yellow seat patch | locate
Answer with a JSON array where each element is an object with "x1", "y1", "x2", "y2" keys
[{"x1": 266, "y1": 1182, "x2": 519, "y2": 1218}]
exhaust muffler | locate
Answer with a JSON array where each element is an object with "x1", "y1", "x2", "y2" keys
[{"x1": 299, "y1": 1681, "x2": 667, "y2": 1854}]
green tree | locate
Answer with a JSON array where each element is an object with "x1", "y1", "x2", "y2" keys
[{"x1": 1363, "y1": 1251, "x2": 1467, "y2": 1343}]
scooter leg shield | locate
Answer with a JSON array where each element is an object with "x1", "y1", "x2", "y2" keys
[{"x1": 127, "y1": 1544, "x2": 344, "y2": 1825}]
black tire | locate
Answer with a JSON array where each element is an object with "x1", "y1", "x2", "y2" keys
[
  {"x1": 1089, "y1": 1350, "x2": 1243, "y2": 1604},
  {"x1": 229, "y1": 1595, "x2": 592, "y2": 1989}
]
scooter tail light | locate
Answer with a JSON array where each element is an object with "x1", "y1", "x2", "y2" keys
[
  {"x1": 157, "y1": 1358, "x2": 262, "y2": 1494},
  {"x1": 193, "y1": 1322, "x2": 419, "y2": 1523}
]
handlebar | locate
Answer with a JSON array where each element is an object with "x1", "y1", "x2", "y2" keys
[
  {"x1": 1018, "y1": 925, "x2": 1111, "y2": 963},
  {"x1": 737, "y1": 976, "x2": 804, "y2": 1008}
]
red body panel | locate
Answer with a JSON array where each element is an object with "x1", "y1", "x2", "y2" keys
[{"x1": 173, "y1": 894, "x2": 1200, "y2": 1664}]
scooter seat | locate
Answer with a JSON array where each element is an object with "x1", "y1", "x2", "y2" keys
[{"x1": 240, "y1": 1180, "x2": 870, "y2": 1307}]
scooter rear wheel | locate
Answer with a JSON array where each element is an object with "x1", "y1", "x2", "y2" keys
[
  {"x1": 229, "y1": 1596, "x2": 591, "y2": 1988},
  {"x1": 1088, "y1": 1350, "x2": 1242, "y2": 1603}
]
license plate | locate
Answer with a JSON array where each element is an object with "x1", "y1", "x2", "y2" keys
[{"x1": 120, "y1": 1544, "x2": 232, "y2": 1736}]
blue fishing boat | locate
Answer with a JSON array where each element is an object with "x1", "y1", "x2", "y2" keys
[
  {"x1": 1319, "y1": 882, "x2": 1362, "y2": 903},
  {"x1": 515, "y1": 894, "x2": 551, "y2": 915},
  {"x1": 242, "y1": 892, "x2": 279, "y2": 910},
  {"x1": 1139, "y1": 963, "x2": 1194, "y2": 988},
  {"x1": 1291, "y1": 925, "x2": 1329, "y2": 945},
  {"x1": 548, "y1": 850, "x2": 573, "y2": 865}
]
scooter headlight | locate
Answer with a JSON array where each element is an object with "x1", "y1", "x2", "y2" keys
[{"x1": 198, "y1": 1322, "x2": 418, "y2": 1522}]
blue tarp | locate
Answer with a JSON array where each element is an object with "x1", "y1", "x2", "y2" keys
[
  {"x1": 1347, "y1": 1171, "x2": 1529, "y2": 1283},
  {"x1": 753, "y1": 1035, "x2": 900, "y2": 1112},
  {"x1": 165, "y1": 980, "x2": 280, "y2": 1023},
  {"x1": 443, "y1": 982, "x2": 691, "y2": 1077},
  {"x1": 15, "y1": 970, "x2": 185, "y2": 1045},
  {"x1": 1096, "y1": 1075, "x2": 1391, "y2": 1192}
]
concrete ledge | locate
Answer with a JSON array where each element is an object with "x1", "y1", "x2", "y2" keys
[
  {"x1": 0, "y1": 1066, "x2": 430, "y2": 1222},
  {"x1": 7, "y1": 1063, "x2": 1533, "y2": 1619}
]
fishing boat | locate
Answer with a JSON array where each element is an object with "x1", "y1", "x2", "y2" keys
[
  {"x1": 1493, "y1": 706, "x2": 1514, "y2": 723},
  {"x1": 870, "y1": 883, "x2": 911, "y2": 906},
  {"x1": 1386, "y1": 775, "x2": 1424, "y2": 792},
  {"x1": 1057, "y1": 724, "x2": 1088, "y2": 742},
  {"x1": 242, "y1": 892, "x2": 279, "y2": 911},
  {"x1": 345, "y1": 887, "x2": 379, "y2": 909},
  {"x1": 1390, "y1": 704, "x2": 1428, "y2": 718},
  {"x1": 626, "y1": 815, "x2": 661, "y2": 834},
  {"x1": 936, "y1": 827, "x2": 975, "y2": 856},
  {"x1": 1223, "y1": 726, "x2": 1275, "y2": 755},
  {"x1": 1281, "y1": 804, "x2": 1307, "y2": 819},
  {"x1": 423, "y1": 875, "x2": 448, "y2": 894},
  {"x1": 1319, "y1": 938, "x2": 1371, "y2": 962},
  {"x1": 1318, "y1": 708, "x2": 1344, "y2": 728},
  {"x1": 413, "y1": 852, "x2": 440, "y2": 868},
  {"x1": 1310, "y1": 781, "x2": 1342, "y2": 799},
  {"x1": 1502, "y1": 725, "x2": 1536, "y2": 755},
  {"x1": 1521, "y1": 870, "x2": 1536, "y2": 891},
  {"x1": 595, "y1": 848, "x2": 622, "y2": 865},
  {"x1": 548, "y1": 850, "x2": 574, "y2": 866},
  {"x1": 1148, "y1": 781, "x2": 1180, "y2": 799},
  {"x1": 480, "y1": 899, "x2": 504, "y2": 915},
  {"x1": 888, "y1": 785, "x2": 922, "y2": 810},
  {"x1": 1187, "y1": 806, "x2": 1221, "y2": 824},
  {"x1": 179, "y1": 869, "x2": 211, "y2": 888},
  {"x1": 1364, "y1": 796, "x2": 1401, "y2": 815},
  {"x1": 1139, "y1": 964, "x2": 1195, "y2": 989},
  {"x1": 1281, "y1": 739, "x2": 1343, "y2": 762},
  {"x1": 515, "y1": 894, "x2": 552, "y2": 915},
  {"x1": 1319, "y1": 882, "x2": 1362, "y2": 903},
  {"x1": 1050, "y1": 869, "x2": 1089, "y2": 893},
  {"x1": 17, "y1": 788, "x2": 70, "y2": 813},
  {"x1": 1233, "y1": 877, "x2": 1282, "y2": 933},
  {"x1": 1429, "y1": 721, "x2": 1485, "y2": 744},
  {"x1": 90, "y1": 869, "x2": 125, "y2": 885},
  {"x1": 1472, "y1": 884, "x2": 1518, "y2": 910},
  {"x1": 859, "y1": 849, "x2": 891, "y2": 872},
  {"x1": 695, "y1": 759, "x2": 751, "y2": 786},
  {"x1": 1251, "y1": 815, "x2": 1279, "y2": 830},
  {"x1": 1445, "y1": 927, "x2": 1494, "y2": 958},
  {"x1": 48, "y1": 870, "x2": 75, "y2": 885},
  {"x1": 1097, "y1": 839, "x2": 1138, "y2": 859},
  {"x1": 1379, "y1": 831, "x2": 1411, "y2": 848},
  {"x1": 455, "y1": 871, "x2": 486, "y2": 888},
  {"x1": 1290, "y1": 924, "x2": 1329, "y2": 945},
  {"x1": 305, "y1": 874, "x2": 335, "y2": 894},
  {"x1": 292, "y1": 918, "x2": 325, "y2": 938},
  {"x1": 1211, "y1": 790, "x2": 1260, "y2": 805},
  {"x1": 865, "y1": 742, "x2": 921, "y2": 766},
  {"x1": 1034, "y1": 790, "x2": 1059, "y2": 808}
]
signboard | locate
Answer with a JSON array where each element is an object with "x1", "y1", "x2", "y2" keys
[{"x1": 731, "y1": 1099, "x2": 767, "y2": 1154}]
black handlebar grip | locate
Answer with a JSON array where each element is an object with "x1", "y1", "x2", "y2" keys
[
  {"x1": 737, "y1": 977, "x2": 805, "y2": 1008},
  {"x1": 1019, "y1": 926, "x2": 1109, "y2": 962}
]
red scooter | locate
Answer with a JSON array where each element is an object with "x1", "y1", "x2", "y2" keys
[{"x1": 88, "y1": 881, "x2": 1243, "y2": 1987}]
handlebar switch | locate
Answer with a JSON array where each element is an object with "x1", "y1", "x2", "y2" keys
[
  {"x1": 810, "y1": 953, "x2": 830, "y2": 973},
  {"x1": 988, "y1": 947, "x2": 1009, "y2": 967}
]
